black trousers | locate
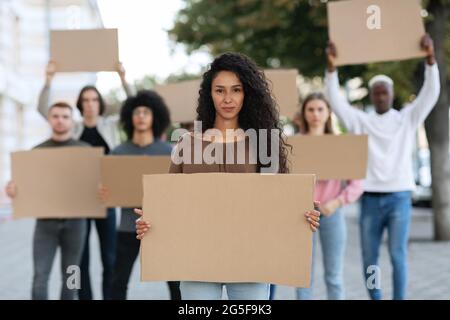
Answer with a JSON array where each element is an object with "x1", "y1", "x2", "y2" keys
[
  {"x1": 79, "y1": 208, "x2": 117, "y2": 300},
  {"x1": 110, "y1": 231, "x2": 180, "y2": 300}
]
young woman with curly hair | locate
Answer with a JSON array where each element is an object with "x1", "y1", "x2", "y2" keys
[{"x1": 134, "y1": 52, "x2": 320, "y2": 300}]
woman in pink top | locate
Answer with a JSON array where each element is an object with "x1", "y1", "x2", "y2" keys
[{"x1": 296, "y1": 92, "x2": 363, "y2": 300}]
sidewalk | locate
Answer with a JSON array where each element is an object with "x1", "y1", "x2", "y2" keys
[{"x1": 0, "y1": 203, "x2": 449, "y2": 300}]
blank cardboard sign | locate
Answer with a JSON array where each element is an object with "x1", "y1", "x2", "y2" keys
[
  {"x1": 100, "y1": 156, "x2": 171, "y2": 207},
  {"x1": 287, "y1": 135, "x2": 368, "y2": 180},
  {"x1": 154, "y1": 79, "x2": 201, "y2": 123},
  {"x1": 328, "y1": 0, "x2": 426, "y2": 66},
  {"x1": 141, "y1": 173, "x2": 314, "y2": 287},
  {"x1": 50, "y1": 28, "x2": 119, "y2": 72},
  {"x1": 11, "y1": 147, "x2": 105, "y2": 219},
  {"x1": 265, "y1": 69, "x2": 299, "y2": 119}
]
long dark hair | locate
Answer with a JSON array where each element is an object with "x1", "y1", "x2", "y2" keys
[
  {"x1": 196, "y1": 52, "x2": 290, "y2": 173},
  {"x1": 76, "y1": 85, "x2": 106, "y2": 116},
  {"x1": 299, "y1": 92, "x2": 334, "y2": 135}
]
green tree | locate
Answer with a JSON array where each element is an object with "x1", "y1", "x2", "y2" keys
[{"x1": 170, "y1": 0, "x2": 365, "y2": 80}]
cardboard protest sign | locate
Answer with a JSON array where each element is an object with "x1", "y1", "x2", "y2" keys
[
  {"x1": 328, "y1": 0, "x2": 426, "y2": 66},
  {"x1": 141, "y1": 173, "x2": 314, "y2": 287},
  {"x1": 154, "y1": 80, "x2": 201, "y2": 123},
  {"x1": 11, "y1": 147, "x2": 105, "y2": 218},
  {"x1": 100, "y1": 155, "x2": 171, "y2": 207},
  {"x1": 50, "y1": 28, "x2": 119, "y2": 72},
  {"x1": 265, "y1": 69, "x2": 299, "y2": 119},
  {"x1": 287, "y1": 135, "x2": 368, "y2": 179}
]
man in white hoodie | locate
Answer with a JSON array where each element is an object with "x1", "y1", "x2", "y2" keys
[{"x1": 325, "y1": 34, "x2": 440, "y2": 300}]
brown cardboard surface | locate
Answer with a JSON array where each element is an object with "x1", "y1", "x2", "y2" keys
[
  {"x1": 11, "y1": 147, "x2": 105, "y2": 219},
  {"x1": 265, "y1": 69, "x2": 299, "y2": 119},
  {"x1": 328, "y1": 0, "x2": 426, "y2": 66},
  {"x1": 141, "y1": 173, "x2": 314, "y2": 287},
  {"x1": 154, "y1": 79, "x2": 201, "y2": 123},
  {"x1": 100, "y1": 155, "x2": 171, "y2": 207},
  {"x1": 287, "y1": 135, "x2": 368, "y2": 179},
  {"x1": 50, "y1": 28, "x2": 119, "y2": 72}
]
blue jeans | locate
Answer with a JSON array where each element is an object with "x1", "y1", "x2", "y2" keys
[
  {"x1": 360, "y1": 191, "x2": 412, "y2": 300},
  {"x1": 78, "y1": 208, "x2": 117, "y2": 300},
  {"x1": 296, "y1": 208, "x2": 346, "y2": 300},
  {"x1": 180, "y1": 282, "x2": 269, "y2": 300},
  {"x1": 32, "y1": 218, "x2": 87, "y2": 300}
]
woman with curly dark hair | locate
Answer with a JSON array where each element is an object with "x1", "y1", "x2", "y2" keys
[
  {"x1": 194, "y1": 52, "x2": 290, "y2": 174},
  {"x1": 98, "y1": 90, "x2": 180, "y2": 300},
  {"x1": 135, "y1": 52, "x2": 320, "y2": 300}
]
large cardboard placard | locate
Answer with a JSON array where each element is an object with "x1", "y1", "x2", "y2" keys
[
  {"x1": 50, "y1": 28, "x2": 119, "y2": 72},
  {"x1": 287, "y1": 135, "x2": 368, "y2": 179},
  {"x1": 154, "y1": 79, "x2": 201, "y2": 123},
  {"x1": 265, "y1": 69, "x2": 299, "y2": 119},
  {"x1": 154, "y1": 69, "x2": 299, "y2": 123},
  {"x1": 11, "y1": 147, "x2": 105, "y2": 218},
  {"x1": 327, "y1": 0, "x2": 426, "y2": 66},
  {"x1": 141, "y1": 173, "x2": 314, "y2": 287},
  {"x1": 100, "y1": 155, "x2": 171, "y2": 207}
]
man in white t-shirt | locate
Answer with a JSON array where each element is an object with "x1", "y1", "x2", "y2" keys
[{"x1": 325, "y1": 34, "x2": 440, "y2": 300}]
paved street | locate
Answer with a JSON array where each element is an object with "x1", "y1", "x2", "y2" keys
[{"x1": 0, "y1": 203, "x2": 449, "y2": 300}]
